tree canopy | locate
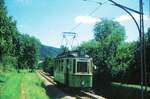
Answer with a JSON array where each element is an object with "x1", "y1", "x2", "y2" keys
[{"x1": 0, "y1": 0, "x2": 41, "y2": 71}]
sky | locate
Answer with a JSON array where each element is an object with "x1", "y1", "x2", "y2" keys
[{"x1": 5, "y1": 0, "x2": 150, "y2": 48}]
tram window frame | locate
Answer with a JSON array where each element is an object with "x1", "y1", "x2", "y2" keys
[{"x1": 77, "y1": 62, "x2": 88, "y2": 73}]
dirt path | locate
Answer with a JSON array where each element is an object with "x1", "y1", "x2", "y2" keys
[{"x1": 21, "y1": 75, "x2": 26, "y2": 99}]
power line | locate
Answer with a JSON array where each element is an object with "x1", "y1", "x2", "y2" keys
[
  {"x1": 64, "y1": 0, "x2": 108, "y2": 49},
  {"x1": 70, "y1": 0, "x2": 108, "y2": 32}
]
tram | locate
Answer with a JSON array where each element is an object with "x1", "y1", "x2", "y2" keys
[{"x1": 54, "y1": 51, "x2": 93, "y2": 88}]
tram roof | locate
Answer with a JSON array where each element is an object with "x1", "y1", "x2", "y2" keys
[{"x1": 56, "y1": 50, "x2": 90, "y2": 58}]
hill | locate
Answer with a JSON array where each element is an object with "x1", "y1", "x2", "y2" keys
[{"x1": 40, "y1": 45, "x2": 62, "y2": 59}]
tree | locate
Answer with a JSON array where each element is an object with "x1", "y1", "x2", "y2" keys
[
  {"x1": 0, "y1": 0, "x2": 19, "y2": 70},
  {"x1": 94, "y1": 19, "x2": 125, "y2": 72},
  {"x1": 0, "y1": 0, "x2": 41, "y2": 71},
  {"x1": 92, "y1": 19, "x2": 126, "y2": 90},
  {"x1": 112, "y1": 42, "x2": 137, "y2": 83},
  {"x1": 43, "y1": 56, "x2": 54, "y2": 74},
  {"x1": 145, "y1": 28, "x2": 150, "y2": 85},
  {"x1": 77, "y1": 40, "x2": 99, "y2": 64},
  {"x1": 16, "y1": 34, "x2": 41, "y2": 71}
]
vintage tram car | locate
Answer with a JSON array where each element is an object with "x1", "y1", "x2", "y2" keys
[{"x1": 54, "y1": 51, "x2": 93, "y2": 88}]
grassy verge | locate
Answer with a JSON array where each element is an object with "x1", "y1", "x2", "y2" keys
[
  {"x1": 112, "y1": 82, "x2": 150, "y2": 91},
  {"x1": 0, "y1": 71, "x2": 21, "y2": 99},
  {"x1": 111, "y1": 82, "x2": 150, "y2": 99},
  {"x1": 0, "y1": 70, "x2": 49, "y2": 99},
  {"x1": 23, "y1": 72, "x2": 49, "y2": 99}
]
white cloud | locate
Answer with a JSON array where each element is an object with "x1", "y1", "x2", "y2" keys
[
  {"x1": 114, "y1": 13, "x2": 149, "y2": 22},
  {"x1": 75, "y1": 16, "x2": 101, "y2": 24}
]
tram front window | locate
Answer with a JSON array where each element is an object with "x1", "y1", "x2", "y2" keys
[{"x1": 77, "y1": 62, "x2": 88, "y2": 73}]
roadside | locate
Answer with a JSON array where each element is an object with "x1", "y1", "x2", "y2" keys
[{"x1": 0, "y1": 70, "x2": 49, "y2": 99}]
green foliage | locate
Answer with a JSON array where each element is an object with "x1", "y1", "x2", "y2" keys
[
  {"x1": 94, "y1": 19, "x2": 125, "y2": 66},
  {"x1": 112, "y1": 42, "x2": 137, "y2": 82},
  {"x1": 93, "y1": 19, "x2": 126, "y2": 83},
  {"x1": 43, "y1": 56, "x2": 53, "y2": 68},
  {"x1": 76, "y1": 19, "x2": 127, "y2": 91},
  {"x1": 0, "y1": 0, "x2": 18, "y2": 61},
  {"x1": 94, "y1": 19, "x2": 125, "y2": 42},
  {"x1": 0, "y1": 56, "x2": 17, "y2": 71},
  {"x1": 17, "y1": 34, "x2": 41, "y2": 70},
  {"x1": 145, "y1": 28, "x2": 150, "y2": 85},
  {"x1": 0, "y1": 0, "x2": 41, "y2": 71},
  {"x1": 77, "y1": 20, "x2": 150, "y2": 89},
  {"x1": 43, "y1": 56, "x2": 54, "y2": 74},
  {"x1": 77, "y1": 40, "x2": 99, "y2": 64}
]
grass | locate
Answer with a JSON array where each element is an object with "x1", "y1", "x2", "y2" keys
[
  {"x1": 110, "y1": 82, "x2": 150, "y2": 99},
  {"x1": 23, "y1": 72, "x2": 49, "y2": 99},
  {"x1": 0, "y1": 71, "x2": 21, "y2": 99},
  {"x1": 0, "y1": 70, "x2": 49, "y2": 99},
  {"x1": 112, "y1": 82, "x2": 150, "y2": 91}
]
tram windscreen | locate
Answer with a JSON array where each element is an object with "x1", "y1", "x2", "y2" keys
[{"x1": 77, "y1": 62, "x2": 88, "y2": 73}]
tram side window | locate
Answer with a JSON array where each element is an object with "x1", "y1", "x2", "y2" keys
[
  {"x1": 77, "y1": 62, "x2": 88, "y2": 73},
  {"x1": 59, "y1": 60, "x2": 60, "y2": 71},
  {"x1": 55, "y1": 60, "x2": 56, "y2": 70},
  {"x1": 61, "y1": 60, "x2": 63, "y2": 71},
  {"x1": 73, "y1": 59, "x2": 76, "y2": 73}
]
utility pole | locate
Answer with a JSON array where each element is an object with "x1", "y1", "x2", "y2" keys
[
  {"x1": 102, "y1": 0, "x2": 146, "y2": 98},
  {"x1": 139, "y1": 0, "x2": 145, "y2": 99},
  {"x1": 108, "y1": 0, "x2": 145, "y2": 98}
]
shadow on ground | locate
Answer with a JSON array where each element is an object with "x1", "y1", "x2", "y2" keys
[{"x1": 41, "y1": 82, "x2": 71, "y2": 99}]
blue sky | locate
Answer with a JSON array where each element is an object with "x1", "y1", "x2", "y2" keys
[{"x1": 5, "y1": 0, "x2": 150, "y2": 48}]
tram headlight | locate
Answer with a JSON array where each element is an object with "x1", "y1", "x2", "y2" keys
[{"x1": 81, "y1": 80, "x2": 85, "y2": 86}]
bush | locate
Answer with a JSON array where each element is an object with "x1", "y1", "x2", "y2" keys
[{"x1": 1, "y1": 56, "x2": 17, "y2": 71}]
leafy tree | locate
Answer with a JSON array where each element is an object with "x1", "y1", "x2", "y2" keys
[
  {"x1": 145, "y1": 28, "x2": 150, "y2": 85},
  {"x1": 112, "y1": 42, "x2": 137, "y2": 83},
  {"x1": 93, "y1": 19, "x2": 125, "y2": 77},
  {"x1": 43, "y1": 56, "x2": 54, "y2": 74},
  {"x1": 77, "y1": 40, "x2": 99, "y2": 64},
  {"x1": 0, "y1": 0, "x2": 41, "y2": 72},
  {"x1": 0, "y1": 0, "x2": 19, "y2": 70},
  {"x1": 16, "y1": 34, "x2": 41, "y2": 71}
]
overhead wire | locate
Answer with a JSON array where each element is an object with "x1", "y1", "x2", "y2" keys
[
  {"x1": 67, "y1": 0, "x2": 108, "y2": 49},
  {"x1": 70, "y1": 0, "x2": 108, "y2": 32},
  {"x1": 61, "y1": 0, "x2": 108, "y2": 49}
]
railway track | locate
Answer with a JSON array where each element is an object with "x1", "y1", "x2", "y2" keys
[{"x1": 37, "y1": 70, "x2": 106, "y2": 99}]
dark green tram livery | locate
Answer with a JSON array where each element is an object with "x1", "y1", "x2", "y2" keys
[{"x1": 54, "y1": 51, "x2": 93, "y2": 88}]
